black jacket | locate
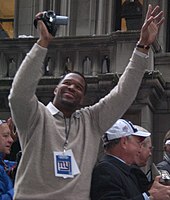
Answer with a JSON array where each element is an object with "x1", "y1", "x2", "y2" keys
[
  {"x1": 157, "y1": 153, "x2": 170, "y2": 174},
  {"x1": 131, "y1": 165, "x2": 152, "y2": 193},
  {"x1": 90, "y1": 154, "x2": 144, "y2": 200}
]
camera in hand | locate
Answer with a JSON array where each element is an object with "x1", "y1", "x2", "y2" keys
[
  {"x1": 34, "y1": 10, "x2": 69, "y2": 36},
  {"x1": 151, "y1": 163, "x2": 170, "y2": 185},
  {"x1": 159, "y1": 170, "x2": 170, "y2": 185}
]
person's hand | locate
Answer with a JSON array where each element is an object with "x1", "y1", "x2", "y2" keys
[
  {"x1": 7, "y1": 117, "x2": 18, "y2": 142},
  {"x1": 137, "y1": 4, "x2": 165, "y2": 53},
  {"x1": 35, "y1": 12, "x2": 53, "y2": 48},
  {"x1": 148, "y1": 176, "x2": 170, "y2": 200}
]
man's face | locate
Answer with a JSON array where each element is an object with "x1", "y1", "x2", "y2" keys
[
  {"x1": 134, "y1": 137, "x2": 152, "y2": 167},
  {"x1": 0, "y1": 123, "x2": 14, "y2": 154},
  {"x1": 53, "y1": 73, "x2": 86, "y2": 109},
  {"x1": 124, "y1": 135, "x2": 143, "y2": 164},
  {"x1": 165, "y1": 144, "x2": 170, "y2": 154}
]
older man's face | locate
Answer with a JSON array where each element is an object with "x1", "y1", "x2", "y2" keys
[
  {"x1": 0, "y1": 123, "x2": 14, "y2": 154},
  {"x1": 135, "y1": 137, "x2": 152, "y2": 167},
  {"x1": 124, "y1": 135, "x2": 143, "y2": 165}
]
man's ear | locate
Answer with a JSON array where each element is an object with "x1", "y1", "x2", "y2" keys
[
  {"x1": 54, "y1": 86, "x2": 58, "y2": 95},
  {"x1": 120, "y1": 137, "x2": 127, "y2": 150}
]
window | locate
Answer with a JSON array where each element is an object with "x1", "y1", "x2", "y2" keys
[
  {"x1": 0, "y1": 0, "x2": 14, "y2": 38},
  {"x1": 121, "y1": 0, "x2": 143, "y2": 31}
]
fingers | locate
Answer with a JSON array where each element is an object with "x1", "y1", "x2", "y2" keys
[
  {"x1": 150, "y1": 5, "x2": 164, "y2": 25},
  {"x1": 145, "y1": 4, "x2": 152, "y2": 20},
  {"x1": 157, "y1": 17, "x2": 165, "y2": 27},
  {"x1": 35, "y1": 11, "x2": 53, "y2": 47},
  {"x1": 143, "y1": 5, "x2": 164, "y2": 30},
  {"x1": 154, "y1": 175, "x2": 161, "y2": 182},
  {"x1": 144, "y1": 16, "x2": 154, "y2": 27},
  {"x1": 146, "y1": 4, "x2": 164, "y2": 24},
  {"x1": 154, "y1": 11, "x2": 165, "y2": 27},
  {"x1": 150, "y1": 5, "x2": 161, "y2": 17},
  {"x1": 35, "y1": 12, "x2": 44, "y2": 20}
]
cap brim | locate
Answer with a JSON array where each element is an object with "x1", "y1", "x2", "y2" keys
[{"x1": 165, "y1": 140, "x2": 170, "y2": 145}]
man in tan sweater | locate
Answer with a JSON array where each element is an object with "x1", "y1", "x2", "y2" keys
[{"x1": 9, "y1": 4, "x2": 164, "y2": 200}]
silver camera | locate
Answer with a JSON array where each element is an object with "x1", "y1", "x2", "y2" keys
[
  {"x1": 159, "y1": 170, "x2": 170, "y2": 185},
  {"x1": 34, "y1": 10, "x2": 69, "y2": 36},
  {"x1": 151, "y1": 163, "x2": 170, "y2": 185}
]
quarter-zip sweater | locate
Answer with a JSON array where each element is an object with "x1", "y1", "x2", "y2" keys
[{"x1": 9, "y1": 43, "x2": 148, "y2": 200}]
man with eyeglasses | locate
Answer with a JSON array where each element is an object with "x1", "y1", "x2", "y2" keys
[
  {"x1": 133, "y1": 128, "x2": 153, "y2": 168},
  {"x1": 131, "y1": 126, "x2": 154, "y2": 194},
  {"x1": 0, "y1": 119, "x2": 16, "y2": 200},
  {"x1": 90, "y1": 119, "x2": 170, "y2": 200}
]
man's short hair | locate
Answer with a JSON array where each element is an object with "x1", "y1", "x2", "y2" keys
[{"x1": 58, "y1": 71, "x2": 87, "y2": 94}]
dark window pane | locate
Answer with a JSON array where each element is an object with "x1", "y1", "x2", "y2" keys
[{"x1": 121, "y1": 0, "x2": 143, "y2": 31}]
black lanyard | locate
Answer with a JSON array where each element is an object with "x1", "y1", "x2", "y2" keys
[{"x1": 64, "y1": 117, "x2": 71, "y2": 151}]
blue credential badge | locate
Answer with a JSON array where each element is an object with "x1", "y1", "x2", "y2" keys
[
  {"x1": 56, "y1": 155, "x2": 72, "y2": 175},
  {"x1": 53, "y1": 149, "x2": 80, "y2": 178}
]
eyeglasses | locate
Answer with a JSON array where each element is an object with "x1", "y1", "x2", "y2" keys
[
  {"x1": 0, "y1": 120, "x2": 6, "y2": 125},
  {"x1": 149, "y1": 146, "x2": 154, "y2": 151}
]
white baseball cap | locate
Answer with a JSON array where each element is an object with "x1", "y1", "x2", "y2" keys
[
  {"x1": 165, "y1": 140, "x2": 170, "y2": 145},
  {"x1": 103, "y1": 119, "x2": 151, "y2": 143},
  {"x1": 134, "y1": 125, "x2": 151, "y2": 137}
]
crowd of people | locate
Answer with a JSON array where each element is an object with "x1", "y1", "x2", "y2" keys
[
  {"x1": 1, "y1": 3, "x2": 170, "y2": 200},
  {"x1": 90, "y1": 120, "x2": 170, "y2": 200}
]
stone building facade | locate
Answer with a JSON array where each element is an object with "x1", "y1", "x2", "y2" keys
[{"x1": 1, "y1": 0, "x2": 170, "y2": 166}]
